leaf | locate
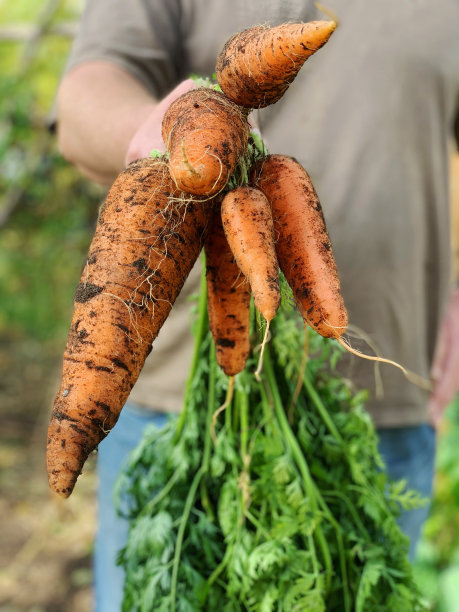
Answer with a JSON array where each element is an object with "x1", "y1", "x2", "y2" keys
[
  {"x1": 116, "y1": 297, "x2": 427, "y2": 611},
  {"x1": 218, "y1": 477, "x2": 239, "y2": 538},
  {"x1": 356, "y1": 562, "x2": 383, "y2": 612},
  {"x1": 247, "y1": 540, "x2": 289, "y2": 580},
  {"x1": 272, "y1": 455, "x2": 292, "y2": 485}
]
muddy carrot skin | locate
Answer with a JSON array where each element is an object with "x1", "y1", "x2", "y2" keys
[
  {"x1": 162, "y1": 88, "x2": 249, "y2": 196},
  {"x1": 216, "y1": 21, "x2": 336, "y2": 108},
  {"x1": 253, "y1": 154, "x2": 348, "y2": 338},
  {"x1": 47, "y1": 158, "x2": 212, "y2": 498},
  {"x1": 221, "y1": 186, "x2": 281, "y2": 322},
  {"x1": 205, "y1": 206, "x2": 251, "y2": 376}
]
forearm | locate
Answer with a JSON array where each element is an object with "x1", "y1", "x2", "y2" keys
[{"x1": 56, "y1": 61, "x2": 157, "y2": 186}]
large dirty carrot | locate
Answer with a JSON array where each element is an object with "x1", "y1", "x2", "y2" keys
[
  {"x1": 162, "y1": 88, "x2": 250, "y2": 197},
  {"x1": 252, "y1": 154, "x2": 348, "y2": 338},
  {"x1": 221, "y1": 186, "x2": 280, "y2": 323},
  {"x1": 216, "y1": 20, "x2": 336, "y2": 108},
  {"x1": 205, "y1": 205, "x2": 251, "y2": 376},
  {"x1": 47, "y1": 158, "x2": 212, "y2": 498}
]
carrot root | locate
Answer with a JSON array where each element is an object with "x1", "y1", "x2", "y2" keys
[
  {"x1": 216, "y1": 20, "x2": 336, "y2": 108},
  {"x1": 336, "y1": 336, "x2": 433, "y2": 392},
  {"x1": 47, "y1": 158, "x2": 212, "y2": 498},
  {"x1": 162, "y1": 88, "x2": 249, "y2": 196},
  {"x1": 221, "y1": 186, "x2": 281, "y2": 323},
  {"x1": 211, "y1": 376, "x2": 235, "y2": 444},
  {"x1": 205, "y1": 206, "x2": 252, "y2": 376},
  {"x1": 253, "y1": 154, "x2": 347, "y2": 339},
  {"x1": 254, "y1": 321, "x2": 271, "y2": 382}
]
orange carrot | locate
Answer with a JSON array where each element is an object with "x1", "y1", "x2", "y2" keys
[
  {"x1": 46, "y1": 158, "x2": 212, "y2": 498},
  {"x1": 216, "y1": 21, "x2": 336, "y2": 108},
  {"x1": 205, "y1": 206, "x2": 251, "y2": 376},
  {"x1": 252, "y1": 154, "x2": 348, "y2": 338},
  {"x1": 221, "y1": 186, "x2": 280, "y2": 322},
  {"x1": 162, "y1": 88, "x2": 250, "y2": 196}
]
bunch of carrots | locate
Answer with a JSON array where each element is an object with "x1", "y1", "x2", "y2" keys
[{"x1": 46, "y1": 19, "x2": 348, "y2": 497}]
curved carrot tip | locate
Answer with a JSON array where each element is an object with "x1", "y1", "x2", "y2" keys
[
  {"x1": 216, "y1": 20, "x2": 337, "y2": 109},
  {"x1": 47, "y1": 420, "x2": 89, "y2": 498}
]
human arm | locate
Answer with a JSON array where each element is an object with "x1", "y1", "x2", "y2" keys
[
  {"x1": 427, "y1": 151, "x2": 459, "y2": 427},
  {"x1": 56, "y1": 60, "x2": 193, "y2": 186},
  {"x1": 428, "y1": 286, "x2": 459, "y2": 427}
]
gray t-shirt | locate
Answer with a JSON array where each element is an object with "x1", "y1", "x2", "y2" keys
[{"x1": 64, "y1": 0, "x2": 459, "y2": 427}]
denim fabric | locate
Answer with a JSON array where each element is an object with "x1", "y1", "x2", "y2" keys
[
  {"x1": 94, "y1": 404, "x2": 170, "y2": 612},
  {"x1": 377, "y1": 423, "x2": 436, "y2": 561},
  {"x1": 94, "y1": 406, "x2": 436, "y2": 611}
]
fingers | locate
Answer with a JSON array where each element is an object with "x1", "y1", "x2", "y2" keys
[{"x1": 125, "y1": 79, "x2": 196, "y2": 165}]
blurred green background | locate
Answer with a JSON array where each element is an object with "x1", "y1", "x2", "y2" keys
[
  {"x1": 0, "y1": 1, "x2": 458, "y2": 610},
  {"x1": 0, "y1": 1, "x2": 102, "y2": 610}
]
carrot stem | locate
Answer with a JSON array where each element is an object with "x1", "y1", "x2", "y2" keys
[
  {"x1": 302, "y1": 348, "x2": 393, "y2": 540},
  {"x1": 170, "y1": 465, "x2": 204, "y2": 612},
  {"x1": 254, "y1": 320, "x2": 271, "y2": 381},
  {"x1": 200, "y1": 342, "x2": 217, "y2": 518},
  {"x1": 239, "y1": 379, "x2": 249, "y2": 460},
  {"x1": 302, "y1": 370, "x2": 344, "y2": 444},
  {"x1": 175, "y1": 258, "x2": 208, "y2": 439},
  {"x1": 236, "y1": 379, "x2": 251, "y2": 524},
  {"x1": 203, "y1": 342, "x2": 217, "y2": 471},
  {"x1": 171, "y1": 331, "x2": 216, "y2": 610},
  {"x1": 138, "y1": 467, "x2": 182, "y2": 517},
  {"x1": 262, "y1": 347, "x2": 333, "y2": 593},
  {"x1": 288, "y1": 324, "x2": 309, "y2": 421},
  {"x1": 203, "y1": 547, "x2": 231, "y2": 594},
  {"x1": 264, "y1": 345, "x2": 351, "y2": 608}
]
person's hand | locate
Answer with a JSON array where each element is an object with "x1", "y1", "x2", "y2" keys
[
  {"x1": 125, "y1": 79, "x2": 265, "y2": 168},
  {"x1": 125, "y1": 79, "x2": 196, "y2": 166},
  {"x1": 428, "y1": 286, "x2": 459, "y2": 427}
]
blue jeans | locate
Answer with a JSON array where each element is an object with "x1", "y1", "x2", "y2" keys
[
  {"x1": 377, "y1": 424, "x2": 436, "y2": 560},
  {"x1": 94, "y1": 404, "x2": 436, "y2": 611},
  {"x1": 94, "y1": 405, "x2": 169, "y2": 612}
]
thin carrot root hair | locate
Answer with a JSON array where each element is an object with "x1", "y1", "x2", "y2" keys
[
  {"x1": 345, "y1": 323, "x2": 384, "y2": 399},
  {"x1": 310, "y1": 316, "x2": 348, "y2": 339},
  {"x1": 336, "y1": 336, "x2": 433, "y2": 392},
  {"x1": 314, "y1": 2, "x2": 339, "y2": 26},
  {"x1": 211, "y1": 376, "x2": 235, "y2": 444},
  {"x1": 288, "y1": 326, "x2": 310, "y2": 422},
  {"x1": 180, "y1": 138, "x2": 200, "y2": 177},
  {"x1": 254, "y1": 320, "x2": 271, "y2": 382}
]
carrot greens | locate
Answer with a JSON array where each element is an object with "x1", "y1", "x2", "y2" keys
[{"x1": 116, "y1": 268, "x2": 427, "y2": 611}]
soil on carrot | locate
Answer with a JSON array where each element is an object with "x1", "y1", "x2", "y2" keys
[{"x1": 0, "y1": 333, "x2": 96, "y2": 612}]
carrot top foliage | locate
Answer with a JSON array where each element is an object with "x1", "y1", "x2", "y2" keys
[{"x1": 115, "y1": 270, "x2": 427, "y2": 612}]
